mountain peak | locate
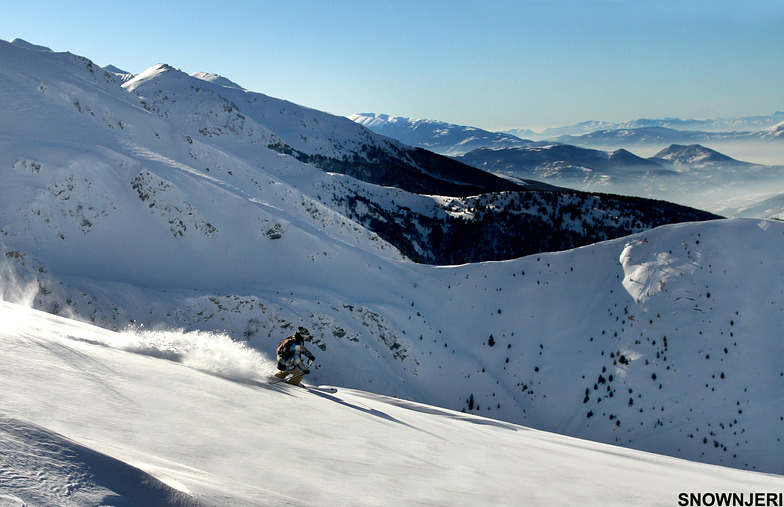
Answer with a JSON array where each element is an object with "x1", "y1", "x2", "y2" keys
[
  {"x1": 103, "y1": 64, "x2": 131, "y2": 75},
  {"x1": 9, "y1": 38, "x2": 52, "y2": 52},
  {"x1": 141, "y1": 63, "x2": 181, "y2": 77},
  {"x1": 761, "y1": 120, "x2": 784, "y2": 137},
  {"x1": 123, "y1": 63, "x2": 189, "y2": 91},
  {"x1": 652, "y1": 144, "x2": 737, "y2": 165},
  {"x1": 190, "y1": 71, "x2": 244, "y2": 90}
]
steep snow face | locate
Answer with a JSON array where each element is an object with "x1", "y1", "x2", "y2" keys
[
  {"x1": 1, "y1": 302, "x2": 782, "y2": 506},
  {"x1": 125, "y1": 65, "x2": 395, "y2": 161},
  {"x1": 124, "y1": 65, "x2": 523, "y2": 198},
  {"x1": 0, "y1": 39, "x2": 405, "y2": 290}
]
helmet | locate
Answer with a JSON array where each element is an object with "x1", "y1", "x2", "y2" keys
[{"x1": 297, "y1": 326, "x2": 311, "y2": 340}]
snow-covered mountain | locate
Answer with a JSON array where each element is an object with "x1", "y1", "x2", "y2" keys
[
  {"x1": 353, "y1": 112, "x2": 784, "y2": 148},
  {"x1": 349, "y1": 112, "x2": 535, "y2": 156},
  {"x1": 4, "y1": 302, "x2": 783, "y2": 505},
  {"x1": 352, "y1": 112, "x2": 784, "y2": 216},
  {"x1": 651, "y1": 144, "x2": 744, "y2": 168},
  {"x1": 120, "y1": 64, "x2": 521, "y2": 198},
  {"x1": 548, "y1": 123, "x2": 784, "y2": 169},
  {"x1": 0, "y1": 36, "x2": 717, "y2": 269},
  {"x1": 505, "y1": 113, "x2": 784, "y2": 139},
  {"x1": 760, "y1": 121, "x2": 784, "y2": 139},
  {"x1": 551, "y1": 126, "x2": 768, "y2": 151},
  {"x1": 719, "y1": 192, "x2": 784, "y2": 220},
  {"x1": 456, "y1": 144, "x2": 671, "y2": 184},
  {"x1": 456, "y1": 143, "x2": 784, "y2": 215},
  {"x1": 2, "y1": 37, "x2": 784, "y2": 488}
]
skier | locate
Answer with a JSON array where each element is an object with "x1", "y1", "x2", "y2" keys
[{"x1": 273, "y1": 327, "x2": 316, "y2": 386}]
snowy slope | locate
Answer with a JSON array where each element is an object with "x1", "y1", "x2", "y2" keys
[
  {"x1": 122, "y1": 65, "x2": 520, "y2": 197},
  {"x1": 719, "y1": 193, "x2": 784, "y2": 220},
  {"x1": 6, "y1": 215, "x2": 784, "y2": 475},
  {"x1": 1, "y1": 38, "x2": 783, "y2": 478},
  {"x1": 0, "y1": 36, "x2": 721, "y2": 271},
  {"x1": 2, "y1": 301, "x2": 782, "y2": 506},
  {"x1": 0, "y1": 38, "x2": 408, "y2": 290}
]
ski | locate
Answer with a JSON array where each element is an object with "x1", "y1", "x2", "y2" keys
[
  {"x1": 302, "y1": 385, "x2": 338, "y2": 394},
  {"x1": 267, "y1": 376, "x2": 337, "y2": 393}
]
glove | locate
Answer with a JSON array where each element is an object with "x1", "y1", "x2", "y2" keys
[{"x1": 303, "y1": 369, "x2": 310, "y2": 374}]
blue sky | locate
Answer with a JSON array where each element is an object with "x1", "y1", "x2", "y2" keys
[{"x1": 2, "y1": 0, "x2": 783, "y2": 131}]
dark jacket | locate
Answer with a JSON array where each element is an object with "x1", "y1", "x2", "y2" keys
[{"x1": 277, "y1": 338, "x2": 315, "y2": 372}]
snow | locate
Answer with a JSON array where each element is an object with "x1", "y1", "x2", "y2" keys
[
  {"x1": 356, "y1": 113, "x2": 784, "y2": 216},
  {"x1": 762, "y1": 121, "x2": 784, "y2": 135},
  {"x1": 348, "y1": 113, "x2": 533, "y2": 156},
  {"x1": 9, "y1": 38, "x2": 52, "y2": 52},
  {"x1": 2, "y1": 301, "x2": 782, "y2": 506},
  {"x1": 190, "y1": 71, "x2": 245, "y2": 90},
  {"x1": 2, "y1": 37, "x2": 784, "y2": 503}
]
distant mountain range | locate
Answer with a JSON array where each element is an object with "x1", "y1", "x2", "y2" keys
[
  {"x1": 506, "y1": 113, "x2": 784, "y2": 139},
  {"x1": 457, "y1": 143, "x2": 759, "y2": 181},
  {"x1": 456, "y1": 144, "x2": 667, "y2": 184},
  {"x1": 455, "y1": 143, "x2": 784, "y2": 216},
  {"x1": 350, "y1": 112, "x2": 784, "y2": 156},
  {"x1": 348, "y1": 113, "x2": 534, "y2": 156},
  {"x1": 551, "y1": 123, "x2": 784, "y2": 149},
  {"x1": 351, "y1": 113, "x2": 784, "y2": 217}
]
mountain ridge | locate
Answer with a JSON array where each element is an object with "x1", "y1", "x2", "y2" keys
[
  {"x1": 351, "y1": 111, "x2": 784, "y2": 149},
  {"x1": 510, "y1": 112, "x2": 784, "y2": 139},
  {"x1": 456, "y1": 141, "x2": 784, "y2": 215},
  {"x1": 1, "y1": 38, "x2": 782, "y2": 477},
  {"x1": 349, "y1": 112, "x2": 535, "y2": 156},
  {"x1": 116, "y1": 51, "x2": 716, "y2": 264},
  {"x1": 651, "y1": 144, "x2": 746, "y2": 168},
  {"x1": 124, "y1": 64, "x2": 522, "y2": 198},
  {"x1": 350, "y1": 112, "x2": 784, "y2": 216}
]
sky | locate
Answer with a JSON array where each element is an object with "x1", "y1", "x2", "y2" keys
[{"x1": 2, "y1": 0, "x2": 783, "y2": 132}]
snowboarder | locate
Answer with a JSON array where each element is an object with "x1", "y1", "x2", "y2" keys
[{"x1": 273, "y1": 327, "x2": 316, "y2": 386}]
